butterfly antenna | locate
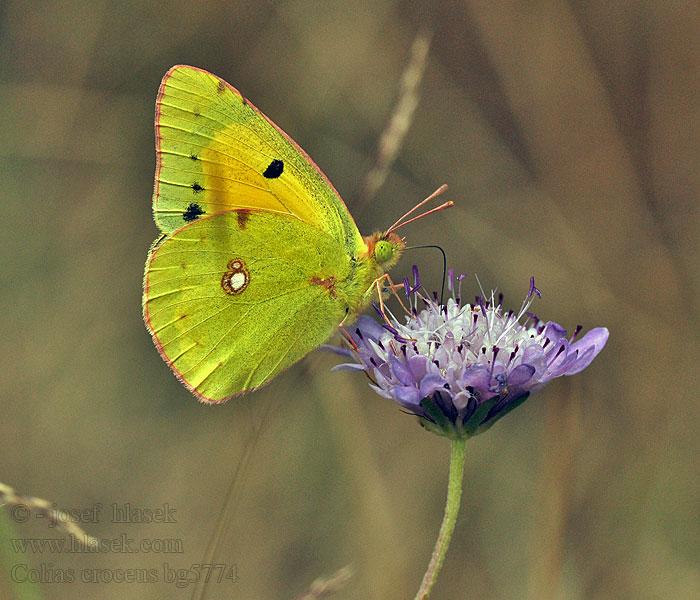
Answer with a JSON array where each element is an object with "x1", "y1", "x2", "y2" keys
[{"x1": 386, "y1": 184, "x2": 452, "y2": 234}]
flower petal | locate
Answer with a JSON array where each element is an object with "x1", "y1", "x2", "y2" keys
[
  {"x1": 463, "y1": 365, "x2": 492, "y2": 393},
  {"x1": 542, "y1": 321, "x2": 567, "y2": 343},
  {"x1": 330, "y1": 362, "x2": 368, "y2": 372},
  {"x1": 508, "y1": 363, "x2": 536, "y2": 385},
  {"x1": 369, "y1": 383, "x2": 393, "y2": 400},
  {"x1": 321, "y1": 344, "x2": 353, "y2": 357},
  {"x1": 390, "y1": 355, "x2": 416, "y2": 386},
  {"x1": 393, "y1": 385, "x2": 422, "y2": 408},
  {"x1": 563, "y1": 327, "x2": 609, "y2": 375},
  {"x1": 420, "y1": 374, "x2": 448, "y2": 398},
  {"x1": 354, "y1": 315, "x2": 387, "y2": 341},
  {"x1": 452, "y1": 391, "x2": 471, "y2": 411},
  {"x1": 408, "y1": 354, "x2": 428, "y2": 380}
]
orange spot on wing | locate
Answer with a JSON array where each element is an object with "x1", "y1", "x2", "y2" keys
[
  {"x1": 311, "y1": 276, "x2": 337, "y2": 298},
  {"x1": 236, "y1": 209, "x2": 251, "y2": 229}
]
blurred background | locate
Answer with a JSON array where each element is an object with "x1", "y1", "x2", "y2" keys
[{"x1": 1, "y1": 1, "x2": 698, "y2": 599}]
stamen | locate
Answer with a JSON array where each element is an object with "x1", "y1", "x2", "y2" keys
[
  {"x1": 383, "y1": 323, "x2": 399, "y2": 336},
  {"x1": 547, "y1": 344, "x2": 566, "y2": 366},
  {"x1": 571, "y1": 325, "x2": 583, "y2": 342},
  {"x1": 403, "y1": 265, "x2": 421, "y2": 300},
  {"x1": 529, "y1": 277, "x2": 542, "y2": 299},
  {"x1": 508, "y1": 349, "x2": 517, "y2": 366},
  {"x1": 488, "y1": 347, "x2": 500, "y2": 380},
  {"x1": 457, "y1": 273, "x2": 466, "y2": 301}
]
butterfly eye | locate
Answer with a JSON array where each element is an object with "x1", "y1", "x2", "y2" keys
[{"x1": 374, "y1": 240, "x2": 395, "y2": 265}]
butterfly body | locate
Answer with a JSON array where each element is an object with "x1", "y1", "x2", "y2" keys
[{"x1": 144, "y1": 66, "x2": 403, "y2": 403}]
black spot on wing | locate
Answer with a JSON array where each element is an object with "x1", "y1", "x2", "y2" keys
[
  {"x1": 190, "y1": 154, "x2": 198, "y2": 161},
  {"x1": 183, "y1": 203, "x2": 205, "y2": 222},
  {"x1": 263, "y1": 159, "x2": 284, "y2": 179},
  {"x1": 191, "y1": 182, "x2": 204, "y2": 193}
]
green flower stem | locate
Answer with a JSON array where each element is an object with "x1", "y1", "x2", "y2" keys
[{"x1": 413, "y1": 436, "x2": 467, "y2": 600}]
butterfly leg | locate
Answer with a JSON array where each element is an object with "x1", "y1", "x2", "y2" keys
[
  {"x1": 339, "y1": 324, "x2": 361, "y2": 353},
  {"x1": 339, "y1": 325, "x2": 380, "y2": 386},
  {"x1": 372, "y1": 273, "x2": 412, "y2": 323}
]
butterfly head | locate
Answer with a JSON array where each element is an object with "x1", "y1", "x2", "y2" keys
[{"x1": 365, "y1": 232, "x2": 405, "y2": 270}]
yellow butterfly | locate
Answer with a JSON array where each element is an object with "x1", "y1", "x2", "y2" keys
[{"x1": 143, "y1": 65, "x2": 444, "y2": 403}]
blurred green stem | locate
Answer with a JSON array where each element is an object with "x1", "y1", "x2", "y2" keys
[{"x1": 413, "y1": 437, "x2": 467, "y2": 600}]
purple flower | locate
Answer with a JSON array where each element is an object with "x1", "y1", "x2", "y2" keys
[{"x1": 333, "y1": 270, "x2": 609, "y2": 438}]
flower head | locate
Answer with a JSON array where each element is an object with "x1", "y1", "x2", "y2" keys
[{"x1": 334, "y1": 268, "x2": 609, "y2": 438}]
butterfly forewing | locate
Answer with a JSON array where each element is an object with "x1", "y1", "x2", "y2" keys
[{"x1": 154, "y1": 65, "x2": 364, "y2": 256}]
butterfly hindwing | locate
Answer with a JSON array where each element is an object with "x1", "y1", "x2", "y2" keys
[
  {"x1": 154, "y1": 65, "x2": 364, "y2": 255},
  {"x1": 144, "y1": 209, "x2": 352, "y2": 402}
]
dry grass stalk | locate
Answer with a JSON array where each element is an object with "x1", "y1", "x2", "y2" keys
[
  {"x1": 296, "y1": 565, "x2": 353, "y2": 600},
  {"x1": 359, "y1": 28, "x2": 433, "y2": 207},
  {"x1": 0, "y1": 481, "x2": 98, "y2": 547}
]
